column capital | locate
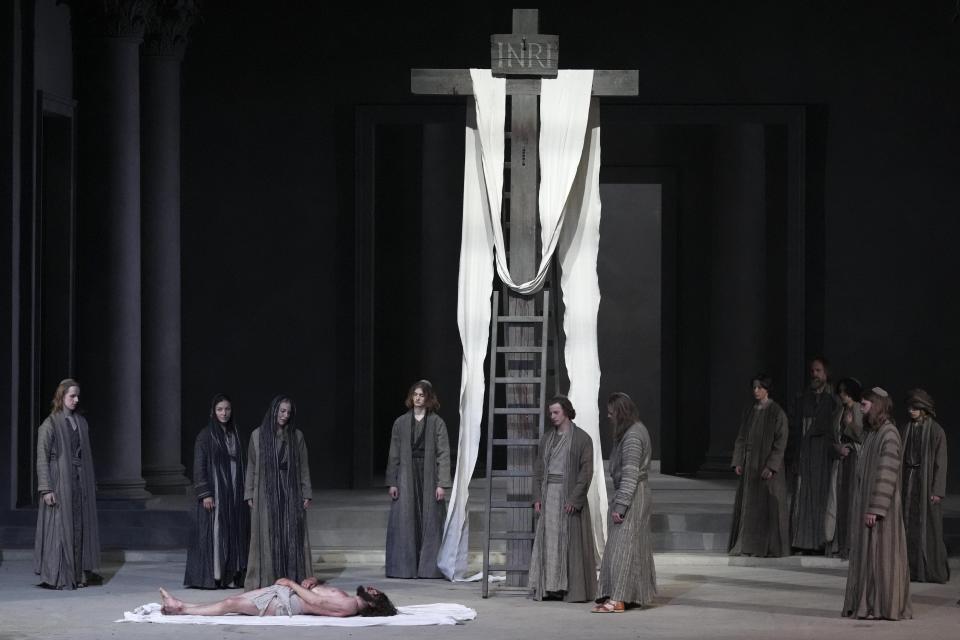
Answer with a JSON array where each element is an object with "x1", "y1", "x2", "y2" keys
[
  {"x1": 143, "y1": 0, "x2": 201, "y2": 59},
  {"x1": 69, "y1": 0, "x2": 152, "y2": 40}
]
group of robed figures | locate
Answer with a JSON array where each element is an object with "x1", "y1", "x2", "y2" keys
[{"x1": 727, "y1": 358, "x2": 949, "y2": 621}]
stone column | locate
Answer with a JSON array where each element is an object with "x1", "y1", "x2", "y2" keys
[
  {"x1": 140, "y1": 0, "x2": 197, "y2": 495},
  {"x1": 700, "y1": 124, "x2": 767, "y2": 474},
  {"x1": 72, "y1": 0, "x2": 151, "y2": 500}
]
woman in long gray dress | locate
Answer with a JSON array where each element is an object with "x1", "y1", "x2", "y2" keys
[
  {"x1": 385, "y1": 380, "x2": 451, "y2": 578},
  {"x1": 244, "y1": 395, "x2": 312, "y2": 590},
  {"x1": 34, "y1": 378, "x2": 101, "y2": 589},
  {"x1": 593, "y1": 392, "x2": 656, "y2": 613}
]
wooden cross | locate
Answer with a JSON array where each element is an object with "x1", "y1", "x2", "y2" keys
[
  {"x1": 411, "y1": 8, "x2": 638, "y2": 284},
  {"x1": 411, "y1": 7, "x2": 638, "y2": 588}
]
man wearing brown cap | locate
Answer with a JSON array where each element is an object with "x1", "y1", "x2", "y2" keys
[{"x1": 900, "y1": 388, "x2": 949, "y2": 583}]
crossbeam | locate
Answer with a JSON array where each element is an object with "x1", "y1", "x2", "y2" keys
[{"x1": 410, "y1": 68, "x2": 639, "y2": 96}]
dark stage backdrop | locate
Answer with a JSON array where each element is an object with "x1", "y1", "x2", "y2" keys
[{"x1": 175, "y1": 2, "x2": 960, "y2": 489}]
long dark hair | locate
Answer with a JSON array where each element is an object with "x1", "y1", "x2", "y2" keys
[
  {"x1": 357, "y1": 586, "x2": 398, "y2": 617},
  {"x1": 205, "y1": 393, "x2": 248, "y2": 577},
  {"x1": 258, "y1": 395, "x2": 307, "y2": 581},
  {"x1": 607, "y1": 392, "x2": 640, "y2": 441}
]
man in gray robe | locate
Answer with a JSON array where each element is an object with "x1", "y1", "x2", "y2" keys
[
  {"x1": 385, "y1": 380, "x2": 451, "y2": 578},
  {"x1": 900, "y1": 389, "x2": 949, "y2": 583},
  {"x1": 789, "y1": 356, "x2": 840, "y2": 553},
  {"x1": 528, "y1": 395, "x2": 596, "y2": 602},
  {"x1": 842, "y1": 387, "x2": 911, "y2": 620},
  {"x1": 728, "y1": 375, "x2": 790, "y2": 557},
  {"x1": 34, "y1": 379, "x2": 101, "y2": 590}
]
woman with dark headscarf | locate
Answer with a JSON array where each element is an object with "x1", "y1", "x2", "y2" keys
[
  {"x1": 900, "y1": 388, "x2": 949, "y2": 583},
  {"x1": 184, "y1": 394, "x2": 249, "y2": 588},
  {"x1": 244, "y1": 396, "x2": 313, "y2": 590},
  {"x1": 34, "y1": 378, "x2": 101, "y2": 589},
  {"x1": 384, "y1": 380, "x2": 451, "y2": 578}
]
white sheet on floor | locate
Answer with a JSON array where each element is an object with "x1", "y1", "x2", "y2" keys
[
  {"x1": 438, "y1": 69, "x2": 607, "y2": 580},
  {"x1": 117, "y1": 602, "x2": 476, "y2": 626}
]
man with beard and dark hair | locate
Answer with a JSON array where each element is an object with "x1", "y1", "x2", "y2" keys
[
  {"x1": 789, "y1": 356, "x2": 840, "y2": 553},
  {"x1": 159, "y1": 577, "x2": 397, "y2": 618},
  {"x1": 244, "y1": 396, "x2": 313, "y2": 589}
]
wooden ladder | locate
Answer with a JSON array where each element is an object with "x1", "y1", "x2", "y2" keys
[{"x1": 481, "y1": 289, "x2": 554, "y2": 597}]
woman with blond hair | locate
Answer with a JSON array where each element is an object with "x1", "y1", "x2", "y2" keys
[{"x1": 34, "y1": 379, "x2": 101, "y2": 589}]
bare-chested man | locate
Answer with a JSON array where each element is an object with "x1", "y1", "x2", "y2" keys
[{"x1": 159, "y1": 577, "x2": 397, "y2": 618}]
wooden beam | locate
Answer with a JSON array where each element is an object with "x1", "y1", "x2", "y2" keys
[{"x1": 411, "y1": 68, "x2": 639, "y2": 96}]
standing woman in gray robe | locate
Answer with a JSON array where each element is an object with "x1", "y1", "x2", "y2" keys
[
  {"x1": 385, "y1": 380, "x2": 451, "y2": 578},
  {"x1": 842, "y1": 387, "x2": 911, "y2": 620},
  {"x1": 244, "y1": 396, "x2": 312, "y2": 590},
  {"x1": 529, "y1": 395, "x2": 596, "y2": 603},
  {"x1": 184, "y1": 394, "x2": 249, "y2": 588},
  {"x1": 593, "y1": 393, "x2": 656, "y2": 613},
  {"x1": 728, "y1": 374, "x2": 790, "y2": 558},
  {"x1": 900, "y1": 388, "x2": 949, "y2": 583},
  {"x1": 34, "y1": 378, "x2": 101, "y2": 589}
]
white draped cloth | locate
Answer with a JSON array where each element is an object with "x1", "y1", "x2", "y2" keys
[{"x1": 438, "y1": 69, "x2": 607, "y2": 580}]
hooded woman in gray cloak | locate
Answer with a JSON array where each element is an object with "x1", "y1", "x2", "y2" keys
[
  {"x1": 385, "y1": 380, "x2": 451, "y2": 578},
  {"x1": 184, "y1": 394, "x2": 249, "y2": 588},
  {"x1": 842, "y1": 387, "x2": 911, "y2": 620},
  {"x1": 244, "y1": 395, "x2": 312, "y2": 590},
  {"x1": 34, "y1": 379, "x2": 101, "y2": 589}
]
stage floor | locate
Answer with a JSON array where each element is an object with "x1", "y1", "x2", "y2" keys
[{"x1": 0, "y1": 552, "x2": 957, "y2": 639}]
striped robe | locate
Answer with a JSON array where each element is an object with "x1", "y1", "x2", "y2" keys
[
  {"x1": 842, "y1": 420, "x2": 912, "y2": 620},
  {"x1": 597, "y1": 422, "x2": 657, "y2": 605}
]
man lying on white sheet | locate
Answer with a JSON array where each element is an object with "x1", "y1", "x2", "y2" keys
[{"x1": 160, "y1": 577, "x2": 398, "y2": 618}]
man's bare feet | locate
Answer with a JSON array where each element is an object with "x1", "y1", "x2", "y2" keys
[{"x1": 159, "y1": 587, "x2": 185, "y2": 615}]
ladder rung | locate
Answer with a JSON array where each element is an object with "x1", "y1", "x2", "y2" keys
[
  {"x1": 496, "y1": 315, "x2": 545, "y2": 323},
  {"x1": 489, "y1": 500, "x2": 533, "y2": 508},
  {"x1": 493, "y1": 377, "x2": 544, "y2": 384},
  {"x1": 488, "y1": 564, "x2": 530, "y2": 572},
  {"x1": 488, "y1": 531, "x2": 535, "y2": 540},
  {"x1": 496, "y1": 346, "x2": 547, "y2": 353},
  {"x1": 491, "y1": 438, "x2": 540, "y2": 446},
  {"x1": 490, "y1": 469, "x2": 536, "y2": 477},
  {"x1": 493, "y1": 407, "x2": 542, "y2": 415}
]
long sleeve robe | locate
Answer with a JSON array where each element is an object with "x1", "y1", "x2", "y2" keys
[
  {"x1": 728, "y1": 400, "x2": 790, "y2": 557},
  {"x1": 384, "y1": 411, "x2": 451, "y2": 578},
  {"x1": 243, "y1": 427, "x2": 312, "y2": 589},
  {"x1": 529, "y1": 425, "x2": 596, "y2": 602},
  {"x1": 826, "y1": 403, "x2": 863, "y2": 558},
  {"x1": 184, "y1": 425, "x2": 249, "y2": 588},
  {"x1": 842, "y1": 421, "x2": 912, "y2": 620},
  {"x1": 33, "y1": 412, "x2": 100, "y2": 589},
  {"x1": 790, "y1": 388, "x2": 840, "y2": 550},
  {"x1": 900, "y1": 417, "x2": 949, "y2": 583},
  {"x1": 597, "y1": 422, "x2": 657, "y2": 605}
]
